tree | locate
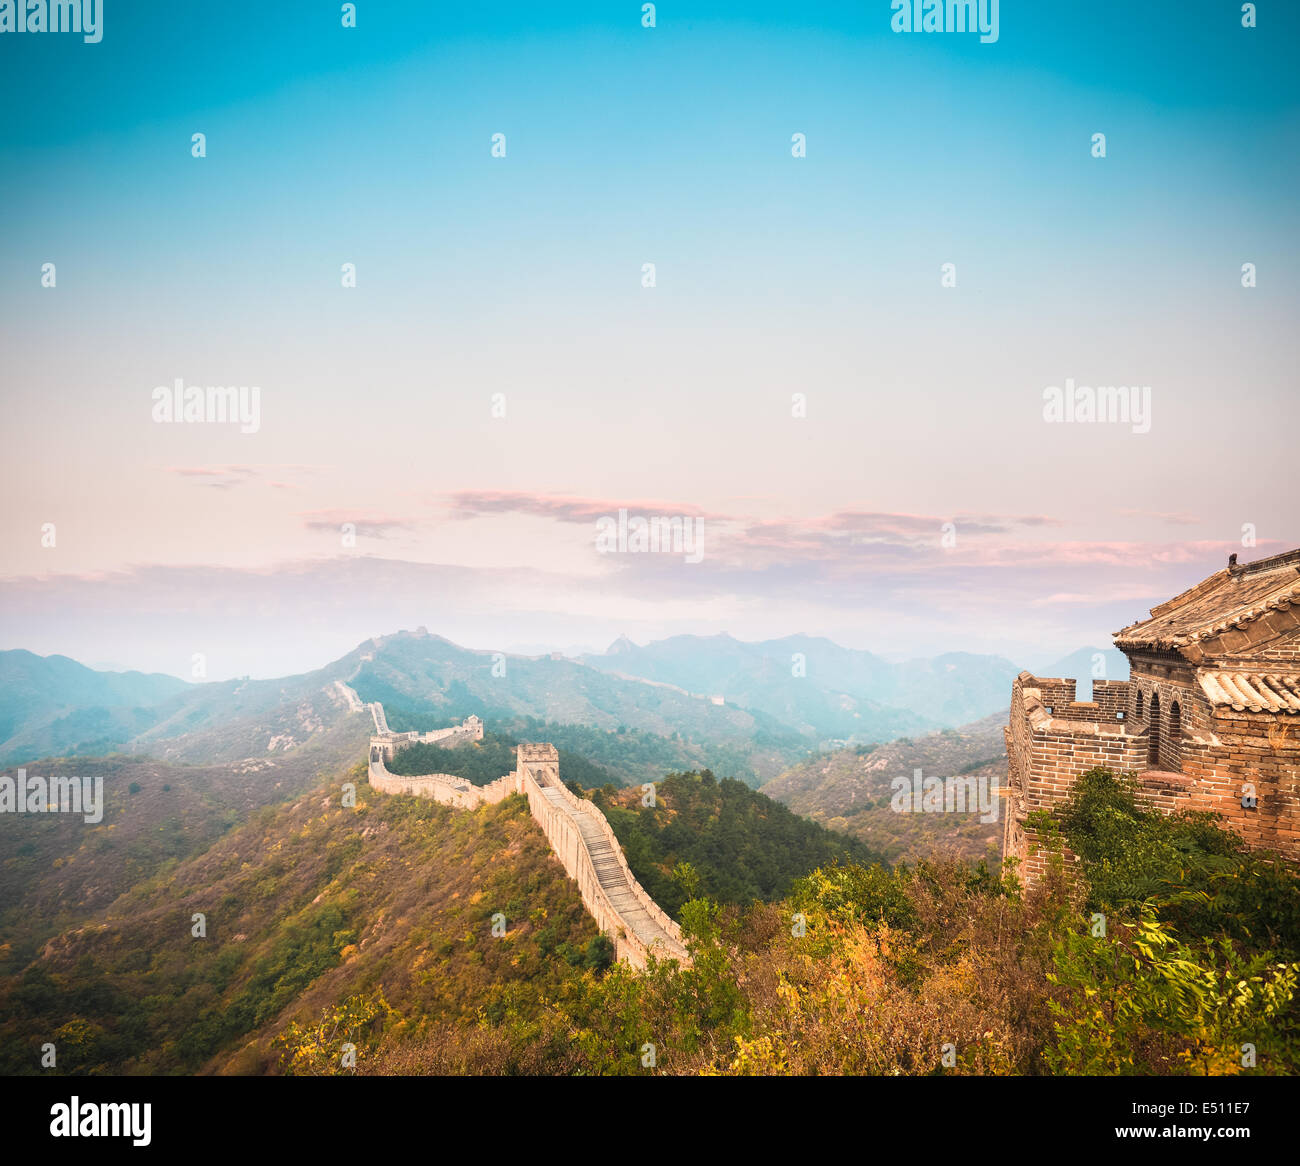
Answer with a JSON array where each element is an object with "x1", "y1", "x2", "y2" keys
[
  {"x1": 672, "y1": 861, "x2": 701, "y2": 901},
  {"x1": 1046, "y1": 909, "x2": 1298, "y2": 1075},
  {"x1": 276, "y1": 991, "x2": 394, "y2": 1075}
]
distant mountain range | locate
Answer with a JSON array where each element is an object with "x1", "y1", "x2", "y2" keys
[
  {"x1": 0, "y1": 632, "x2": 1127, "y2": 784},
  {"x1": 0, "y1": 632, "x2": 803, "y2": 784},
  {"x1": 1038, "y1": 646, "x2": 1130, "y2": 697},
  {"x1": 579, "y1": 632, "x2": 1024, "y2": 738},
  {"x1": 0, "y1": 650, "x2": 188, "y2": 766},
  {"x1": 343, "y1": 631, "x2": 806, "y2": 783}
]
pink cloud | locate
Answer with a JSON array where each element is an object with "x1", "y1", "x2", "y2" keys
[
  {"x1": 1119, "y1": 509, "x2": 1201, "y2": 526},
  {"x1": 298, "y1": 509, "x2": 418, "y2": 539},
  {"x1": 163, "y1": 464, "x2": 330, "y2": 490},
  {"x1": 439, "y1": 491, "x2": 726, "y2": 523}
]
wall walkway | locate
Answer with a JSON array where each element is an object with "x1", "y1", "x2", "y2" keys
[{"x1": 360, "y1": 702, "x2": 688, "y2": 969}]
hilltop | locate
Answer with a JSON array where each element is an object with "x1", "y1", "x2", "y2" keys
[
  {"x1": 347, "y1": 631, "x2": 804, "y2": 784},
  {"x1": 0, "y1": 635, "x2": 806, "y2": 786}
]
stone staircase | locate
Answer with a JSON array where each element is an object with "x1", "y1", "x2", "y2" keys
[{"x1": 537, "y1": 785, "x2": 687, "y2": 960}]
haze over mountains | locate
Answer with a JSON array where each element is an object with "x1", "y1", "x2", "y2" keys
[
  {"x1": 581, "y1": 633, "x2": 1019, "y2": 738},
  {"x1": 0, "y1": 631, "x2": 1127, "y2": 778},
  {"x1": 0, "y1": 651, "x2": 189, "y2": 767}
]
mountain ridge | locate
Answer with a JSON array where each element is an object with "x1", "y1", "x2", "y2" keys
[
  {"x1": 0, "y1": 631, "x2": 1105, "y2": 782},
  {"x1": 578, "y1": 631, "x2": 1021, "y2": 738}
]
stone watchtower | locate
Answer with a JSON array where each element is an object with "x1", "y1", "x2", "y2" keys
[
  {"x1": 516, "y1": 743, "x2": 560, "y2": 788},
  {"x1": 1004, "y1": 547, "x2": 1300, "y2": 881}
]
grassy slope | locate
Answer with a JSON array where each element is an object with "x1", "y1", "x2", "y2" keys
[
  {"x1": 588, "y1": 771, "x2": 884, "y2": 919},
  {"x1": 0, "y1": 765, "x2": 603, "y2": 1076},
  {"x1": 0, "y1": 731, "x2": 363, "y2": 976}
]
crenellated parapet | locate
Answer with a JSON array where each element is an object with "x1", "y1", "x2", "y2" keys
[
  {"x1": 512, "y1": 746, "x2": 687, "y2": 967},
  {"x1": 367, "y1": 745, "x2": 516, "y2": 809},
  {"x1": 1005, "y1": 548, "x2": 1300, "y2": 885},
  {"x1": 369, "y1": 713, "x2": 483, "y2": 760}
]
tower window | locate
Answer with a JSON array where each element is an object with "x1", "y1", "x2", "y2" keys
[
  {"x1": 1164, "y1": 700, "x2": 1182, "y2": 772},
  {"x1": 1148, "y1": 692, "x2": 1161, "y2": 768}
]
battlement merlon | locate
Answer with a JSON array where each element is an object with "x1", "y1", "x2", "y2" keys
[{"x1": 1012, "y1": 671, "x2": 1133, "y2": 735}]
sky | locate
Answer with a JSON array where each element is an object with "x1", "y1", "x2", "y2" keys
[{"x1": 1, "y1": 1, "x2": 1297, "y2": 679}]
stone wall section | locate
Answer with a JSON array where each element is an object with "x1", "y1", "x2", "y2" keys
[
  {"x1": 364, "y1": 715, "x2": 688, "y2": 969},
  {"x1": 514, "y1": 745, "x2": 688, "y2": 968},
  {"x1": 1005, "y1": 667, "x2": 1300, "y2": 883}
]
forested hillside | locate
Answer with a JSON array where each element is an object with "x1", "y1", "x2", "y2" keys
[
  {"x1": 586, "y1": 771, "x2": 883, "y2": 918},
  {"x1": 4, "y1": 765, "x2": 1296, "y2": 1076},
  {"x1": 385, "y1": 730, "x2": 612, "y2": 790},
  {"x1": 365, "y1": 769, "x2": 1300, "y2": 1075},
  {"x1": 763, "y1": 714, "x2": 1007, "y2": 862},
  {"x1": 0, "y1": 773, "x2": 606, "y2": 1075},
  {"x1": 0, "y1": 751, "x2": 333, "y2": 977}
]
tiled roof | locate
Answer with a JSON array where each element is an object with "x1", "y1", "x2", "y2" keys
[
  {"x1": 1198, "y1": 670, "x2": 1300, "y2": 714},
  {"x1": 1114, "y1": 548, "x2": 1300, "y2": 653}
]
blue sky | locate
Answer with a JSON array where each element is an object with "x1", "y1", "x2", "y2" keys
[{"x1": 1, "y1": 1, "x2": 1297, "y2": 678}]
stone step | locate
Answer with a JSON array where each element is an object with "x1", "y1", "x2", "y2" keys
[{"x1": 527, "y1": 776, "x2": 687, "y2": 957}]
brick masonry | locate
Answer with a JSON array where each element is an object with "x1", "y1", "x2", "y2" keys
[{"x1": 1003, "y1": 551, "x2": 1300, "y2": 884}]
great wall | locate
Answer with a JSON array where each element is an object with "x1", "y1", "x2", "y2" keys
[
  {"x1": 1003, "y1": 548, "x2": 1300, "y2": 882},
  {"x1": 352, "y1": 690, "x2": 689, "y2": 970}
]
